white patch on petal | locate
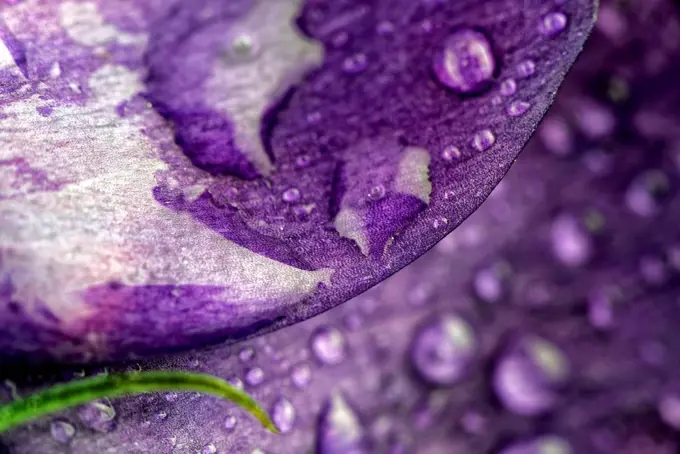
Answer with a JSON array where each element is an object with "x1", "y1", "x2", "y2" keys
[
  {"x1": 205, "y1": 0, "x2": 324, "y2": 176},
  {"x1": 394, "y1": 146, "x2": 432, "y2": 204},
  {"x1": 59, "y1": 1, "x2": 146, "y2": 47},
  {"x1": 334, "y1": 208, "x2": 369, "y2": 256},
  {"x1": 0, "y1": 64, "x2": 332, "y2": 325},
  {"x1": 0, "y1": 38, "x2": 19, "y2": 73}
]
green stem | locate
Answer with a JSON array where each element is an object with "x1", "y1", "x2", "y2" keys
[{"x1": 0, "y1": 371, "x2": 278, "y2": 434}]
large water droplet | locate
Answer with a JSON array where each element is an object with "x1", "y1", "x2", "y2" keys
[
  {"x1": 50, "y1": 420, "x2": 76, "y2": 444},
  {"x1": 311, "y1": 326, "x2": 347, "y2": 365},
  {"x1": 539, "y1": 12, "x2": 568, "y2": 37},
  {"x1": 551, "y1": 213, "x2": 593, "y2": 267},
  {"x1": 410, "y1": 314, "x2": 478, "y2": 386},
  {"x1": 245, "y1": 367, "x2": 265, "y2": 387},
  {"x1": 500, "y1": 436, "x2": 572, "y2": 454},
  {"x1": 493, "y1": 336, "x2": 569, "y2": 415},
  {"x1": 625, "y1": 170, "x2": 670, "y2": 217},
  {"x1": 432, "y1": 29, "x2": 496, "y2": 94},
  {"x1": 272, "y1": 397, "x2": 296, "y2": 434},
  {"x1": 367, "y1": 184, "x2": 386, "y2": 201},
  {"x1": 317, "y1": 393, "x2": 367, "y2": 454},
  {"x1": 291, "y1": 363, "x2": 312, "y2": 389},
  {"x1": 472, "y1": 129, "x2": 496, "y2": 151},
  {"x1": 77, "y1": 400, "x2": 117, "y2": 433}
]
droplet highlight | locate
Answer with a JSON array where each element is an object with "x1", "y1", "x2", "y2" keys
[
  {"x1": 472, "y1": 129, "x2": 496, "y2": 151},
  {"x1": 272, "y1": 397, "x2": 296, "y2": 434},
  {"x1": 539, "y1": 12, "x2": 568, "y2": 37},
  {"x1": 311, "y1": 326, "x2": 347, "y2": 365},
  {"x1": 317, "y1": 393, "x2": 367, "y2": 454}
]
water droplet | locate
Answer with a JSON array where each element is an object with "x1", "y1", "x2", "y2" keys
[
  {"x1": 639, "y1": 255, "x2": 669, "y2": 286},
  {"x1": 472, "y1": 129, "x2": 496, "y2": 151},
  {"x1": 472, "y1": 261, "x2": 511, "y2": 304},
  {"x1": 225, "y1": 33, "x2": 259, "y2": 62},
  {"x1": 317, "y1": 393, "x2": 367, "y2": 454},
  {"x1": 625, "y1": 170, "x2": 670, "y2": 217},
  {"x1": 441, "y1": 145, "x2": 462, "y2": 162},
  {"x1": 155, "y1": 411, "x2": 168, "y2": 420},
  {"x1": 343, "y1": 53, "x2": 368, "y2": 74},
  {"x1": 331, "y1": 32, "x2": 349, "y2": 49},
  {"x1": 500, "y1": 78, "x2": 517, "y2": 96},
  {"x1": 410, "y1": 314, "x2": 478, "y2": 386},
  {"x1": 540, "y1": 116, "x2": 573, "y2": 156},
  {"x1": 291, "y1": 363, "x2": 312, "y2": 389},
  {"x1": 245, "y1": 367, "x2": 265, "y2": 387},
  {"x1": 187, "y1": 358, "x2": 200, "y2": 369},
  {"x1": 164, "y1": 392, "x2": 178, "y2": 402},
  {"x1": 311, "y1": 326, "x2": 347, "y2": 365},
  {"x1": 282, "y1": 187, "x2": 301, "y2": 203},
  {"x1": 272, "y1": 397, "x2": 296, "y2": 434},
  {"x1": 77, "y1": 401, "x2": 117, "y2": 433},
  {"x1": 551, "y1": 214, "x2": 593, "y2": 267},
  {"x1": 50, "y1": 420, "x2": 76, "y2": 444},
  {"x1": 587, "y1": 286, "x2": 621, "y2": 330},
  {"x1": 228, "y1": 376, "x2": 244, "y2": 390},
  {"x1": 432, "y1": 29, "x2": 496, "y2": 94},
  {"x1": 516, "y1": 59, "x2": 536, "y2": 78},
  {"x1": 500, "y1": 436, "x2": 572, "y2": 454},
  {"x1": 202, "y1": 443, "x2": 218, "y2": 454},
  {"x1": 224, "y1": 415, "x2": 237, "y2": 431},
  {"x1": 539, "y1": 12, "x2": 568, "y2": 37},
  {"x1": 239, "y1": 347, "x2": 255, "y2": 362},
  {"x1": 377, "y1": 21, "x2": 395, "y2": 36},
  {"x1": 432, "y1": 217, "x2": 448, "y2": 229},
  {"x1": 658, "y1": 394, "x2": 680, "y2": 430},
  {"x1": 493, "y1": 336, "x2": 569, "y2": 415},
  {"x1": 507, "y1": 100, "x2": 531, "y2": 117},
  {"x1": 367, "y1": 184, "x2": 386, "y2": 201}
]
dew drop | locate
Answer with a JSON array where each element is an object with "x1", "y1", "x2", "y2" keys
[
  {"x1": 658, "y1": 394, "x2": 680, "y2": 430},
  {"x1": 164, "y1": 392, "x2": 178, "y2": 402},
  {"x1": 224, "y1": 415, "x2": 238, "y2": 431},
  {"x1": 367, "y1": 184, "x2": 386, "y2": 201},
  {"x1": 551, "y1": 213, "x2": 593, "y2": 267},
  {"x1": 272, "y1": 397, "x2": 296, "y2": 434},
  {"x1": 317, "y1": 393, "x2": 367, "y2": 454},
  {"x1": 291, "y1": 363, "x2": 312, "y2": 389},
  {"x1": 155, "y1": 411, "x2": 168, "y2": 421},
  {"x1": 500, "y1": 436, "x2": 572, "y2": 454},
  {"x1": 432, "y1": 29, "x2": 496, "y2": 94},
  {"x1": 441, "y1": 145, "x2": 462, "y2": 162},
  {"x1": 342, "y1": 53, "x2": 368, "y2": 74},
  {"x1": 472, "y1": 261, "x2": 511, "y2": 304},
  {"x1": 282, "y1": 187, "x2": 301, "y2": 203},
  {"x1": 472, "y1": 129, "x2": 496, "y2": 151},
  {"x1": 202, "y1": 443, "x2": 218, "y2": 454},
  {"x1": 311, "y1": 326, "x2": 347, "y2": 365},
  {"x1": 506, "y1": 100, "x2": 531, "y2": 117},
  {"x1": 625, "y1": 170, "x2": 671, "y2": 217},
  {"x1": 410, "y1": 314, "x2": 478, "y2": 386},
  {"x1": 228, "y1": 376, "x2": 244, "y2": 390},
  {"x1": 77, "y1": 401, "x2": 117, "y2": 433},
  {"x1": 50, "y1": 420, "x2": 76, "y2": 444},
  {"x1": 239, "y1": 347, "x2": 255, "y2": 362},
  {"x1": 539, "y1": 12, "x2": 568, "y2": 37},
  {"x1": 516, "y1": 59, "x2": 536, "y2": 79},
  {"x1": 493, "y1": 336, "x2": 569, "y2": 415},
  {"x1": 500, "y1": 78, "x2": 517, "y2": 96},
  {"x1": 245, "y1": 367, "x2": 265, "y2": 387}
]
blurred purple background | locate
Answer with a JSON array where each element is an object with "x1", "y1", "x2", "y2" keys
[{"x1": 3, "y1": 0, "x2": 680, "y2": 453}]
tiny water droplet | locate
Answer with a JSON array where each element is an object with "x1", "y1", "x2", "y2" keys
[
  {"x1": 291, "y1": 363, "x2": 312, "y2": 389},
  {"x1": 317, "y1": 393, "x2": 367, "y2": 454},
  {"x1": 164, "y1": 392, "x2": 178, "y2": 402},
  {"x1": 245, "y1": 367, "x2": 265, "y2": 387},
  {"x1": 343, "y1": 53, "x2": 368, "y2": 74},
  {"x1": 239, "y1": 347, "x2": 255, "y2": 362},
  {"x1": 155, "y1": 411, "x2": 168, "y2": 420},
  {"x1": 432, "y1": 217, "x2": 448, "y2": 229},
  {"x1": 224, "y1": 415, "x2": 237, "y2": 431},
  {"x1": 78, "y1": 401, "x2": 117, "y2": 433},
  {"x1": 311, "y1": 326, "x2": 347, "y2": 365},
  {"x1": 331, "y1": 32, "x2": 349, "y2": 48},
  {"x1": 551, "y1": 213, "x2": 593, "y2": 267},
  {"x1": 188, "y1": 358, "x2": 200, "y2": 369},
  {"x1": 507, "y1": 100, "x2": 531, "y2": 117},
  {"x1": 539, "y1": 12, "x2": 568, "y2": 37},
  {"x1": 227, "y1": 376, "x2": 244, "y2": 390},
  {"x1": 441, "y1": 145, "x2": 462, "y2": 162},
  {"x1": 50, "y1": 420, "x2": 76, "y2": 444},
  {"x1": 472, "y1": 129, "x2": 496, "y2": 151},
  {"x1": 516, "y1": 59, "x2": 536, "y2": 78},
  {"x1": 493, "y1": 336, "x2": 569, "y2": 415},
  {"x1": 410, "y1": 314, "x2": 477, "y2": 386},
  {"x1": 272, "y1": 397, "x2": 296, "y2": 434},
  {"x1": 625, "y1": 170, "x2": 670, "y2": 217},
  {"x1": 472, "y1": 261, "x2": 510, "y2": 304},
  {"x1": 500, "y1": 78, "x2": 517, "y2": 96},
  {"x1": 282, "y1": 187, "x2": 301, "y2": 203},
  {"x1": 367, "y1": 184, "x2": 386, "y2": 201},
  {"x1": 433, "y1": 29, "x2": 496, "y2": 94},
  {"x1": 202, "y1": 443, "x2": 218, "y2": 454}
]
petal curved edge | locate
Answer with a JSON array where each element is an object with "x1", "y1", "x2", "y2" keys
[{"x1": 0, "y1": 0, "x2": 597, "y2": 363}]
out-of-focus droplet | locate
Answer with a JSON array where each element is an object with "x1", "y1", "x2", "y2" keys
[
  {"x1": 245, "y1": 367, "x2": 265, "y2": 387},
  {"x1": 343, "y1": 53, "x2": 368, "y2": 74},
  {"x1": 317, "y1": 393, "x2": 367, "y2": 454},
  {"x1": 493, "y1": 336, "x2": 569, "y2": 415},
  {"x1": 551, "y1": 213, "x2": 593, "y2": 267},
  {"x1": 239, "y1": 347, "x2": 255, "y2": 362},
  {"x1": 540, "y1": 116, "x2": 573, "y2": 157},
  {"x1": 500, "y1": 435, "x2": 572, "y2": 454},
  {"x1": 410, "y1": 314, "x2": 478, "y2": 386},
  {"x1": 50, "y1": 420, "x2": 76, "y2": 444},
  {"x1": 472, "y1": 129, "x2": 496, "y2": 151},
  {"x1": 311, "y1": 326, "x2": 347, "y2": 365},
  {"x1": 291, "y1": 363, "x2": 312, "y2": 389},
  {"x1": 658, "y1": 394, "x2": 680, "y2": 430},
  {"x1": 224, "y1": 415, "x2": 237, "y2": 431},
  {"x1": 473, "y1": 261, "x2": 511, "y2": 304},
  {"x1": 432, "y1": 29, "x2": 496, "y2": 94},
  {"x1": 272, "y1": 397, "x2": 296, "y2": 434},
  {"x1": 587, "y1": 286, "x2": 621, "y2": 330},
  {"x1": 539, "y1": 12, "x2": 568, "y2": 37},
  {"x1": 77, "y1": 400, "x2": 117, "y2": 433},
  {"x1": 625, "y1": 170, "x2": 671, "y2": 217}
]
